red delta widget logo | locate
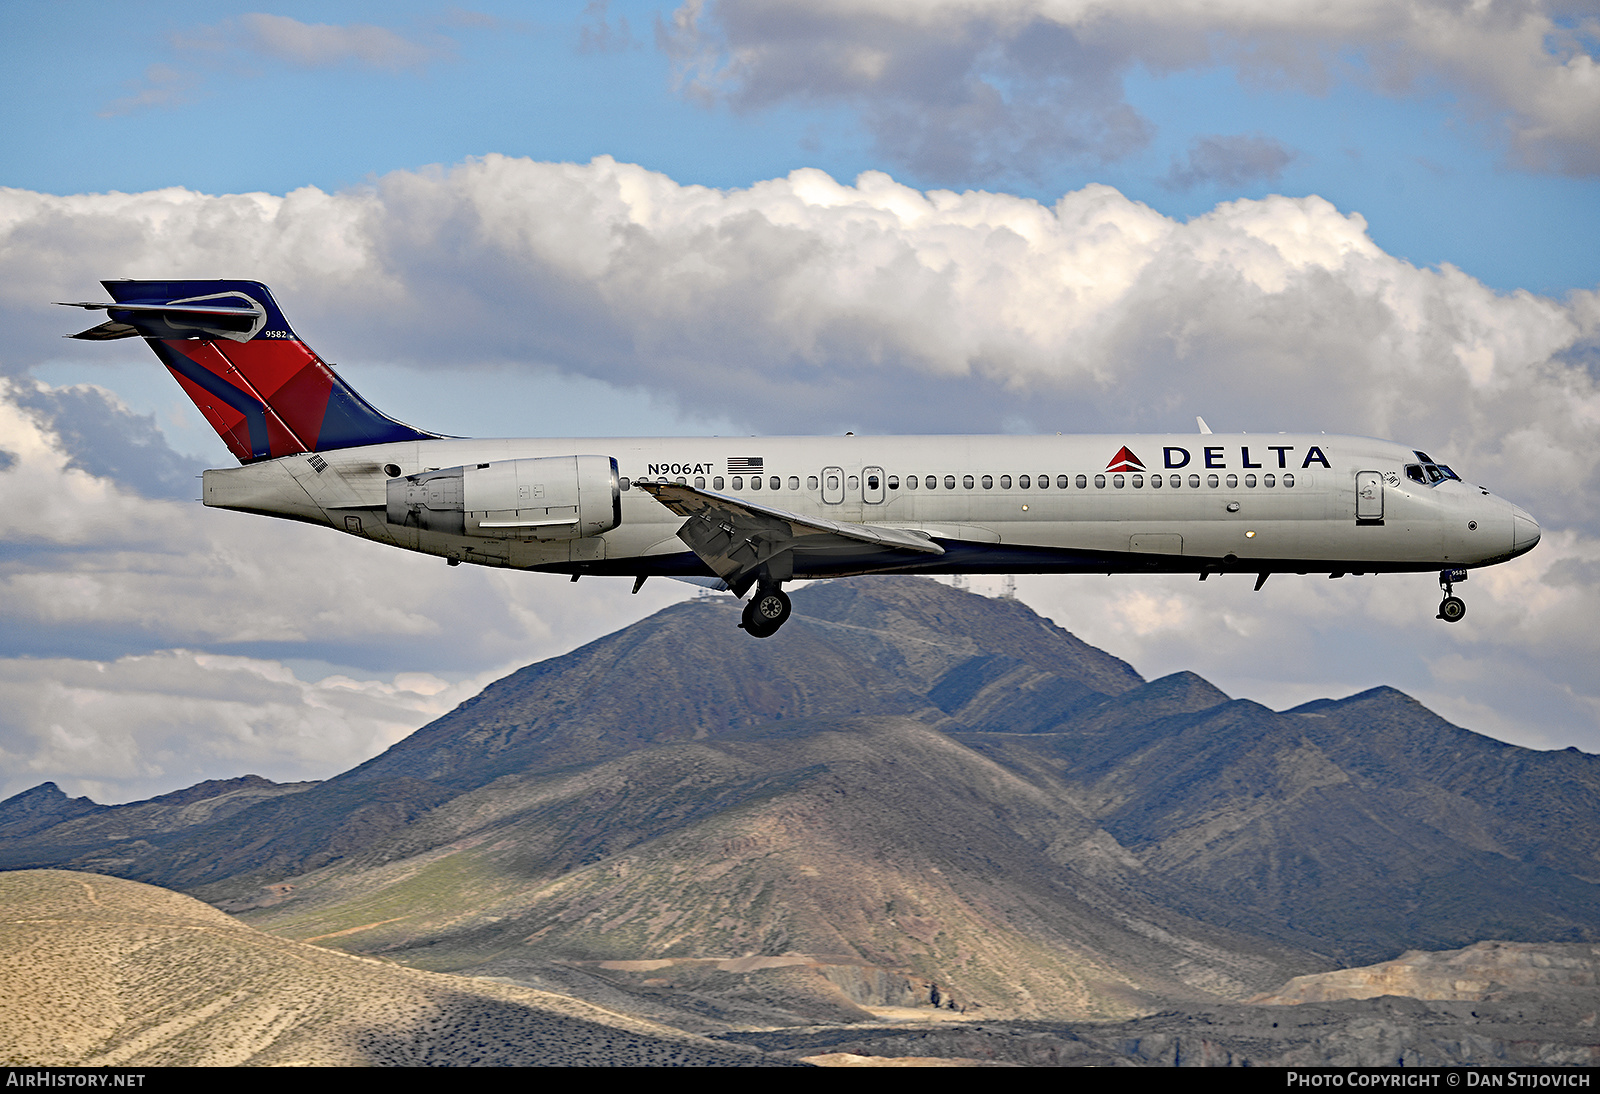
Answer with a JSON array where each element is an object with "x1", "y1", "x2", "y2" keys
[{"x1": 1107, "y1": 444, "x2": 1331, "y2": 471}]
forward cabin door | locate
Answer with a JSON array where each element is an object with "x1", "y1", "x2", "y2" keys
[{"x1": 1356, "y1": 471, "x2": 1384, "y2": 524}]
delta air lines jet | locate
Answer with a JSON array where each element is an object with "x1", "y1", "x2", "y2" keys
[{"x1": 61, "y1": 280, "x2": 1541, "y2": 638}]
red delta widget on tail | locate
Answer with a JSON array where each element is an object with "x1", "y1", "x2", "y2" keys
[{"x1": 61, "y1": 280, "x2": 1541, "y2": 638}]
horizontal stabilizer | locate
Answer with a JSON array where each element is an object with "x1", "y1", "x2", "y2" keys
[
  {"x1": 66, "y1": 320, "x2": 141, "y2": 341},
  {"x1": 59, "y1": 293, "x2": 267, "y2": 343}
]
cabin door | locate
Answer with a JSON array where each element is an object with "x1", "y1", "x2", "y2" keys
[
  {"x1": 862, "y1": 466, "x2": 885, "y2": 504},
  {"x1": 1355, "y1": 471, "x2": 1384, "y2": 523}
]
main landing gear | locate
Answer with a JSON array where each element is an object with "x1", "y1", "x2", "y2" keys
[
  {"x1": 740, "y1": 584, "x2": 792, "y2": 638},
  {"x1": 1437, "y1": 568, "x2": 1467, "y2": 624}
]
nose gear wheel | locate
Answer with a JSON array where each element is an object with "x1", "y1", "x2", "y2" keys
[{"x1": 1437, "y1": 568, "x2": 1468, "y2": 624}]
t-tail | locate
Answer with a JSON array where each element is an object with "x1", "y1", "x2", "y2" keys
[{"x1": 59, "y1": 279, "x2": 441, "y2": 462}]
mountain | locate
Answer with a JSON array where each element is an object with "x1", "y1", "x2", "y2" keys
[
  {"x1": 224, "y1": 713, "x2": 1308, "y2": 1022},
  {"x1": 953, "y1": 681, "x2": 1600, "y2": 962},
  {"x1": 333, "y1": 576, "x2": 1143, "y2": 786},
  {"x1": 4, "y1": 577, "x2": 1598, "y2": 1026}
]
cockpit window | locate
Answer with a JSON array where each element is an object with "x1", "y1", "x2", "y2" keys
[
  {"x1": 1406, "y1": 465, "x2": 1425, "y2": 484},
  {"x1": 1410, "y1": 451, "x2": 1460, "y2": 486}
]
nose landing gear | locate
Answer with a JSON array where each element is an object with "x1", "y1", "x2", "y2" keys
[
  {"x1": 1437, "y1": 568, "x2": 1467, "y2": 623},
  {"x1": 740, "y1": 584, "x2": 792, "y2": 638}
]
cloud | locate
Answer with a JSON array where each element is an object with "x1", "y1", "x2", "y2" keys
[
  {"x1": 2, "y1": 156, "x2": 1598, "y2": 790},
  {"x1": 0, "y1": 650, "x2": 499, "y2": 804},
  {"x1": 99, "y1": 64, "x2": 198, "y2": 119},
  {"x1": 99, "y1": 14, "x2": 460, "y2": 116},
  {"x1": 224, "y1": 13, "x2": 451, "y2": 72},
  {"x1": 1161, "y1": 134, "x2": 1297, "y2": 191},
  {"x1": 10, "y1": 382, "x2": 205, "y2": 501},
  {"x1": 579, "y1": 0, "x2": 639, "y2": 54},
  {"x1": 661, "y1": 0, "x2": 1600, "y2": 179},
  {"x1": 660, "y1": 0, "x2": 1154, "y2": 180}
]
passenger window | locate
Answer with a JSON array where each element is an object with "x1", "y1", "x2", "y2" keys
[
  {"x1": 1207, "y1": 474, "x2": 1219, "y2": 488},
  {"x1": 1188, "y1": 474, "x2": 1199, "y2": 488},
  {"x1": 732, "y1": 476, "x2": 744, "y2": 490},
  {"x1": 848, "y1": 475, "x2": 859, "y2": 490},
  {"x1": 1262, "y1": 474, "x2": 1274, "y2": 488},
  {"x1": 1113, "y1": 474, "x2": 1125, "y2": 488},
  {"x1": 1000, "y1": 475, "x2": 1012, "y2": 489},
  {"x1": 713, "y1": 476, "x2": 725, "y2": 489},
  {"x1": 1170, "y1": 475, "x2": 1181, "y2": 488},
  {"x1": 1094, "y1": 474, "x2": 1106, "y2": 488},
  {"x1": 1019, "y1": 475, "x2": 1031, "y2": 489},
  {"x1": 789, "y1": 476, "x2": 800, "y2": 490},
  {"x1": 694, "y1": 476, "x2": 705, "y2": 488},
  {"x1": 771, "y1": 476, "x2": 781, "y2": 490},
  {"x1": 887, "y1": 475, "x2": 899, "y2": 490},
  {"x1": 807, "y1": 475, "x2": 818, "y2": 490},
  {"x1": 826, "y1": 474, "x2": 840, "y2": 491},
  {"x1": 676, "y1": 476, "x2": 687, "y2": 484},
  {"x1": 1226, "y1": 474, "x2": 1238, "y2": 488},
  {"x1": 1283, "y1": 473, "x2": 1295, "y2": 487},
  {"x1": 1037, "y1": 473, "x2": 1049, "y2": 488},
  {"x1": 962, "y1": 475, "x2": 974, "y2": 489},
  {"x1": 1056, "y1": 475, "x2": 1068, "y2": 489},
  {"x1": 940, "y1": 475, "x2": 952, "y2": 489},
  {"x1": 620, "y1": 477, "x2": 631, "y2": 490},
  {"x1": 1151, "y1": 474, "x2": 1162, "y2": 489},
  {"x1": 1076, "y1": 474, "x2": 1087, "y2": 488},
  {"x1": 927, "y1": 475, "x2": 938, "y2": 489},
  {"x1": 1132, "y1": 474, "x2": 1143, "y2": 488},
  {"x1": 750, "y1": 477, "x2": 761, "y2": 491},
  {"x1": 905, "y1": 475, "x2": 917, "y2": 490},
  {"x1": 981, "y1": 475, "x2": 993, "y2": 489},
  {"x1": 1244, "y1": 474, "x2": 1256, "y2": 488}
]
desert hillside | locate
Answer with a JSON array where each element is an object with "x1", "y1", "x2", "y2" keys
[{"x1": 0, "y1": 869, "x2": 782, "y2": 1066}]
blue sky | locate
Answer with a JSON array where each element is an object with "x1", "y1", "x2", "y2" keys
[{"x1": 3, "y1": 1, "x2": 1599, "y2": 801}]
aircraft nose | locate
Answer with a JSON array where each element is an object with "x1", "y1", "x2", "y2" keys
[{"x1": 1511, "y1": 506, "x2": 1541, "y2": 558}]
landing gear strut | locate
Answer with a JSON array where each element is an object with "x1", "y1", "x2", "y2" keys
[
  {"x1": 1437, "y1": 568, "x2": 1467, "y2": 624},
  {"x1": 740, "y1": 584, "x2": 792, "y2": 638}
]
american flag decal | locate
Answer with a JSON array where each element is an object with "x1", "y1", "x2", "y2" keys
[{"x1": 727, "y1": 457, "x2": 764, "y2": 473}]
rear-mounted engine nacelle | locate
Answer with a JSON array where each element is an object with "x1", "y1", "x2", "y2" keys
[{"x1": 387, "y1": 455, "x2": 621, "y2": 540}]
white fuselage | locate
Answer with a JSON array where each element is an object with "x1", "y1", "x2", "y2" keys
[{"x1": 201, "y1": 432, "x2": 1540, "y2": 580}]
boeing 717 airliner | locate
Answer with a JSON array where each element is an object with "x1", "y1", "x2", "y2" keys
[{"x1": 61, "y1": 280, "x2": 1541, "y2": 637}]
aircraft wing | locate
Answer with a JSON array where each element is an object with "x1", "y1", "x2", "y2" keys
[{"x1": 634, "y1": 481, "x2": 944, "y2": 595}]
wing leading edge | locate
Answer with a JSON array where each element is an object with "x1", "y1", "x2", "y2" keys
[{"x1": 635, "y1": 481, "x2": 944, "y2": 596}]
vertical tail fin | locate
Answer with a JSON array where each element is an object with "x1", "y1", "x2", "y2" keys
[{"x1": 59, "y1": 279, "x2": 441, "y2": 462}]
